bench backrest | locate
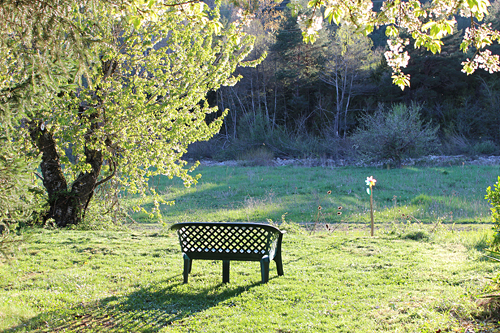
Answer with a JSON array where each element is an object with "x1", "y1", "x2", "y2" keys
[{"x1": 171, "y1": 222, "x2": 284, "y2": 261}]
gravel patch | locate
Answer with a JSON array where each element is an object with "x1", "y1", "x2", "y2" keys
[{"x1": 197, "y1": 155, "x2": 500, "y2": 168}]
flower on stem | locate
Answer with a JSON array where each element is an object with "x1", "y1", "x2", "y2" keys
[{"x1": 365, "y1": 176, "x2": 377, "y2": 187}]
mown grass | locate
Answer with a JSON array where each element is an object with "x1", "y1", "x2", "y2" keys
[
  {"x1": 129, "y1": 165, "x2": 499, "y2": 225},
  {"x1": 1, "y1": 226, "x2": 499, "y2": 332}
]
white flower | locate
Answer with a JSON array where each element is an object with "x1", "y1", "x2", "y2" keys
[
  {"x1": 475, "y1": 50, "x2": 500, "y2": 74},
  {"x1": 385, "y1": 38, "x2": 410, "y2": 69},
  {"x1": 298, "y1": 14, "x2": 322, "y2": 37}
]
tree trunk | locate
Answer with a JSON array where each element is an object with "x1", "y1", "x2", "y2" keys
[{"x1": 29, "y1": 121, "x2": 104, "y2": 227}]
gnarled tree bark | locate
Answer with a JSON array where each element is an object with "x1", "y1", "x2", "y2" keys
[{"x1": 29, "y1": 117, "x2": 105, "y2": 227}]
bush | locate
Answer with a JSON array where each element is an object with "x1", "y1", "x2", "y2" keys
[
  {"x1": 217, "y1": 112, "x2": 323, "y2": 160},
  {"x1": 238, "y1": 146, "x2": 275, "y2": 166},
  {"x1": 185, "y1": 135, "x2": 229, "y2": 160},
  {"x1": 440, "y1": 131, "x2": 471, "y2": 155},
  {"x1": 472, "y1": 140, "x2": 499, "y2": 155},
  {"x1": 402, "y1": 230, "x2": 430, "y2": 241},
  {"x1": 0, "y1": 136, "x2": 43, "y2": 229},
  {"x1": 351, "y1": 103, "x2": 440, "y2": 167},
  {"x1": 0, "y1": 133, "x2": 44, "y2": 258},
  {"x1": 485, "y1": 176, "x2": 500, "y2": 249}
]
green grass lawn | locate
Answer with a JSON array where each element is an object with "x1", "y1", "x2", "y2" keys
[
  {"x1": 2, "y1": 164, "x2": 500, "y2": 332},
  {"x1": 129, "y1": 164, "x2": 500, "y2": 225},
  {"x1": 1, "y1": 226, "x2": 499, "y2": 332}
]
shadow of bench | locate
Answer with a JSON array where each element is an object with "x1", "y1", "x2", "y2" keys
[{"x1": 170, "y1": 222, "x2": 285, "y2": 284}]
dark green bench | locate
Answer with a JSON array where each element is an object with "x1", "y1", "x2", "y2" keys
[{"x1": 170, "y1": 222, "x2": 285, "y2": 284}]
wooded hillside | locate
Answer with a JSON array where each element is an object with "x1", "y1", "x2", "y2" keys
[{"x1": 191, "y1": 0, "x2": 500, "y2": 162}]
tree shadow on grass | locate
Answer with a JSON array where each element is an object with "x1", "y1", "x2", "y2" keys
[{"x1": 3, "y1": 275, "x2": 262, "y2": 333}]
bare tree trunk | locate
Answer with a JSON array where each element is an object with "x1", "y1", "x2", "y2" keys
[
  {"x1": 256, "y1": 68, "x2": 261, "y2": 117},
  {"x1": 272, "y1": 56, "x2": 278, "y2": 131},
  {"x1": 334, "y1": 73, "x2": 341, "y2": 137},
  {"x1": 343, "y1": 75, "x2": 354, "y2": 139},
  {"x1": 263, "y1": 81, "x2": 270, "y2": 129},
  {"x1": 229, "y1": 89, "x2": 238, "y2": 139},
  {"x1": 250, "y1": 77, "x2": 256, "y2": 116},
  {"x1": 219, "y1": 89, "x2": 228, "y2": 136}
]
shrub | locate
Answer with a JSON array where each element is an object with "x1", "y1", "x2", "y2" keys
[
  {"x1": 238, "y1": 146, "x2": 275, "y2": 166},
  {"x1": 0, "y1": 136, "x2": 43, "y2": 230},
  {"x1": 440, "y1": 131, "x2": 470, "y2": 155},
  {"x1": 351, "y1": 103, "x2": 440, "y2": 167},
  {"x1": 402, "y1": 230, "x2": 430, "y2": 241},
  {"x1": 485, "y1": 176, "x2": 500, "y2": 249},
  {"x1": 472, "y1": 140, "x2": 499, "y2": 155},
  {"x1": 219, "y1": 112, "x2": 327, "y2": 160},
  {"x1": 185, "y1": 135, "x2": 229, "y2": 160}
]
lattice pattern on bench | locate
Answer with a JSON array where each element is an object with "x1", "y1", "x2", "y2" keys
[
  {"x1": 171, "y1": 222, "x2": 284, "y2": 283},
  {"x1": 178, "y1": 224, "x2": 279, "y2": 257}
]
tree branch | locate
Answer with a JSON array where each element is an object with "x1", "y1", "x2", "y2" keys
[{"x1": 95, "y1": 159, "x2": 117, "y2": 188}]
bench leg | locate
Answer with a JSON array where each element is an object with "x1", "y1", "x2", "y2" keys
[
  {"x1": 260, "y1": 256, "x2": 270, "y2": 283},
  {"x1": 183, "y1": 253, "x2": 192, "y2": 284},
  {"x1": 222, "y1": 260, "x2": 230, "y2": 283},
  {"x1": 275, "y1": 252, "x2": 284, "y2": 276}
]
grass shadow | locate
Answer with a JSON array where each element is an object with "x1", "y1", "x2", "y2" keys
[{"x1": 3, "y1": 275, "x2": 262, "y2": 333}]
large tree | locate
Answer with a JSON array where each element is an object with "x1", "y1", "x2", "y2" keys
[{"x1": 4, "y1": 0, "x2": 259, "y2": 227}]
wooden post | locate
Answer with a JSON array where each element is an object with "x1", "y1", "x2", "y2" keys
[{"x1": 370, "y1": 187, "x2": 374, "y2": 236}]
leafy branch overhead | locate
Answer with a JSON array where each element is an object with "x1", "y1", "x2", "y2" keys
[{"x1": 289, "y1": 0, "x2": 500, "y2": 89}]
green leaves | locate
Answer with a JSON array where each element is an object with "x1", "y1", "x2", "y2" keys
[
  {"x1": 467, "y1": 0, "x2": 490, "y2": 18},
  {"x1": 130, "y1": 16, "x2": 142, "y2": 29},
  {"x1": 307, "y1": 0, "x2": 325, "y2": 8},
  {"x1": 421, "y1": 20, "x2": 454, "y2": 39},
  {"x1": 287, "y1": 2, "x2": 301, "y2": 17},
  {"x1": 385, "y1": 25, "x2": 399, "y2": 38},
  {"x1": 391, "y1": 72, "x2": 411, "y2": 90},
  {"x1": 324, "y1": 7, "x2": 344, "y2": 25},
  {"x1": 427, "y1": 40, "x2": 443, "y2": 54},
  {"x1": 485, "y1": 176, "x2": 500, "y2": 249}
]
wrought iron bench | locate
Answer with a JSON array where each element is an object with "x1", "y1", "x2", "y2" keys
[{"x1": 170, "y1": 222, "x2": 285, "y2": 284}]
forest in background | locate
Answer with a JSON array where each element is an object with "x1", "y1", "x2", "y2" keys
[{"x1": 188, "y1": 0, "x2": 500, "y2": 163}]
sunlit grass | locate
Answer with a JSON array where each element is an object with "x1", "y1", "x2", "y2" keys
[
  {"x1": 1, "y1": 226, "x2": 499, "y2": 332},
  {"x1": 127, "y1": 165, "x2": 499, "y2": 225}
]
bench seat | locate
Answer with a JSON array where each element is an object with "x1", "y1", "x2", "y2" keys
[{"x1": 170, "y1": 222, "x2": 285, "y2": 283}]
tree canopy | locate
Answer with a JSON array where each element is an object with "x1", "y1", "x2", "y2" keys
[
  {"x1": 2, "y1": 0, "x2": 260, "y2": 227},
  {"x1": 289, "y1": 0, "x2": 500, "y2": 89}
]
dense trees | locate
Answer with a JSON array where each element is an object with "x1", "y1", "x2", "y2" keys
[{"x1": 201, "y1": 0, "x2": 500, "y2": 162}]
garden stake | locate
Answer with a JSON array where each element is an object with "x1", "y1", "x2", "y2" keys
[{"x1": 366, "y1": 176, "x2": 377, "y2": 236}]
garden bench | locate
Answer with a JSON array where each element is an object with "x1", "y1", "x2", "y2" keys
[{"x1": 170, "y1": 222, "x2": 285, "y2": 284}]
